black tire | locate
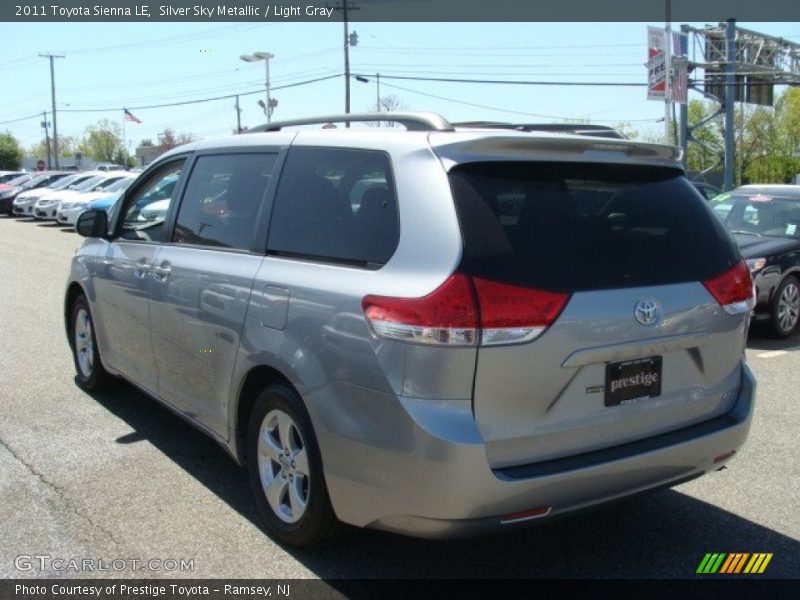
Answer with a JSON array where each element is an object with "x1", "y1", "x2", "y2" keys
[
  {"x1": 69, "y1": 294, "x2": 114, "y2": 391},
  {"x1": 246, "y1": 382, "x2": 341, "y2": 548},
  {"x1": 769, "y1": 275, "x2": 800, "y2": 338}
]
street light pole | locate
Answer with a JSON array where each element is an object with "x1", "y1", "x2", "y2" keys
[
  {"x1": 265, "y1": 57, "x2": 272, "y2": 123},
  {"x1": 240, "y1": 52, "x2": 275, "y2": 123}
]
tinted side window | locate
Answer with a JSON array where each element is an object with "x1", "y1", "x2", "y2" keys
[
  {"x1": 119, "y1": 160, "x2": 185, "y2": 242},
  {"x1": 451, "y1": 162, "x2": 739, "y2": 292},
  {"x1": 173, "y1": 153, "x2": 276, "y2": 251},
  {"x1": 268, "y1": 147, "x2": 399, "y2": 267}
]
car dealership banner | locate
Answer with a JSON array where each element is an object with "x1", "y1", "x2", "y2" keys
[{"x1": 647, "y1": 26, "x2": 688, "y2": 104}]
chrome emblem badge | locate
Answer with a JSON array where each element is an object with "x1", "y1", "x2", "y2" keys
[{"x1": 634, "y1": 299, "x2": 660, "y2": 325}]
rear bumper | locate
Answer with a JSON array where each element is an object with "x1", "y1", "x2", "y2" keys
[{"x1": 310, "y1": 361, "x2": 755, "y2": 538}]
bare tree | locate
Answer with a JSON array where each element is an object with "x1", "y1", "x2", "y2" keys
[{"x1": 365, "y1": 95, "x2": 405, "y2": 128}]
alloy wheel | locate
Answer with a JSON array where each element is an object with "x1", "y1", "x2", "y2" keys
[
  {"x1": 777, "y1": 281, "x2": 800, "y2": 335},
  {"x1": 74, "y1": 308, "x2": 94, "y2": 378},
  {"x1": 257, "y1": 409, "x2": 310, "y2": 524}
]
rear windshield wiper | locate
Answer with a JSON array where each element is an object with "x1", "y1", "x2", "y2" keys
[{"x1": 728, "y1": 230, "x2": 762, "y2": 236}]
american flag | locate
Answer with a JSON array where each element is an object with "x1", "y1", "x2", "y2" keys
[
  {"x1": 670, "y1": 56, "x2": 689, "y2": 104},
  {"x1": 124, "y1": 108, "x2": 142, "y2": 124}
]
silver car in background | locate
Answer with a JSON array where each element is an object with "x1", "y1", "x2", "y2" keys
[{"x1": 65, "y1": 113, "x2": 756, "y2": 548}]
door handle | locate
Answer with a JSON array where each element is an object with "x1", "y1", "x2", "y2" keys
[
  {"x1": 134, "y1": 263, "x2": 151, "y2": 278},
  {"x1": 152, "y1": 262, "x2": 172, "y2": 281}
]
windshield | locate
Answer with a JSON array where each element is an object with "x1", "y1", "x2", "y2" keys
[
  {"x1": 22, "y1": 174, "x2": 51, "y2": 188},
  {"x1": 5, "y1": 174, "x2": 33, "y2": 187},
  {"x1": 94, "y1": 176, "x2": 128, "y2": 190},
  {"x1": 104, "y1": 177, "x2": 136, "y2": 192},
  {"x1": 49, "y1": 174, "x2": 81, "y2": 190},
  {"x1": 712, "y1": 192, "x2": 800, "y2": 238},
  {"x1": 73, "y1": 176, "x2": 105, "y2": 192}
]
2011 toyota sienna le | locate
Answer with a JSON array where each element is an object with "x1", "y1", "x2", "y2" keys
[{"x1": 65, "y1": 113, "x2": 756, "y2": 548}]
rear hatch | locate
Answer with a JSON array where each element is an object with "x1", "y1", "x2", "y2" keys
[{"x1": 448, "y1": 159, "x2": 749, "y2": 469}]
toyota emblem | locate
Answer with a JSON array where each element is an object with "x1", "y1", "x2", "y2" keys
[{"x1": 634, "y1": 299, "x2": 660, "y2": 325}]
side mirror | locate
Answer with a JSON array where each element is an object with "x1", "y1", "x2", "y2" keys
[{"x1": 75, "y1": 209, "x2": 109, "y2": 238}]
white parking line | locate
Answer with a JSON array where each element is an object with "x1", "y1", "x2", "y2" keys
[{"x1": 756, "y1": 350, "x2": 789, "y2": 359}]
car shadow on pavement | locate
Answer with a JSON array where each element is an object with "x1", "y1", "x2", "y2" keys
[
  {"x1": 746, "y1": 326, "x2": 800, "y2": 352},
  {"x1": 85, "y1": 382, "x2": 800, "y2": 579}
]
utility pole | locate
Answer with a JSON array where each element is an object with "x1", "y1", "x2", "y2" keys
[
  {"x1": 41, "y1": 112, "x2": 51, "y2": 169},
  {"x1": 235, "y1": 95, "x2": 242, "y2": 133},
  {"x1": 376, "y1": 72, "x2": 380, "y2": 112},
  {"x1": 724, "y1": 18, "x2": 736, "y2": 191},
  {"x1": 40, "y1": 53, "x2": 64, "y2": 170},
  {"x1": 343, "y1": 0, "x2": 350, "y2": 117},
  {"x1": 333, "y1": 1, "x2": 359, "y2": 123}
]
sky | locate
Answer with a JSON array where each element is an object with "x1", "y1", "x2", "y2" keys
[{"x1": 1, "y1": 20, "x2": 798, "y2": 154}]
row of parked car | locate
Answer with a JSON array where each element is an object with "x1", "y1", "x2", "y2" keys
[{"x1": 0, "y1": 169, "x2": 136, "y2": 226}]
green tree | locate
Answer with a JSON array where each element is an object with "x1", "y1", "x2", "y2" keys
[
  {"x1": 737, "y1": 88, "x2": 800, "y2": 184},
  {"x1": 112, "y1": 148, "x2": 136, "y2": 169},
  {"x1": 80, "y1": 120, "x2": 124, "y2": 162},
  {"x1": 0, "y1": 132, "x2": 24, "y2": 169},
  {"x1": 28, "y1": 135, "x2": 77, "y2": 158}
]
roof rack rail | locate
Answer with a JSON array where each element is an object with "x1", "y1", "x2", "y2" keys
[{"x1": 248, "y1": 112, "x2": 454, "y2": 133}]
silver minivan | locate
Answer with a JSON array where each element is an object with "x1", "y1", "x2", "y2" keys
[{"x1": 65, "y1": 113, "x2": 756, "y2": 547}]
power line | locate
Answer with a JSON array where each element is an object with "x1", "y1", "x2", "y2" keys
[
  {"x1": 0, "y1": 112, "x2": 46, "y2": 125},
  {"x1": 354, "y1": 73, "x2": 648, "y2": 87},
  {"x1": 359, "y1": 42, "x2": 644, "y2": 51},
  {"x1": 57, "y1": 74, "x2": 342, "y2": 113},
  {"x1": 379, "y1": 80, "x2": 660, "y2": 124},
  {"x1": 65, "y1": 23, "x2": 269, "y2": 55}
]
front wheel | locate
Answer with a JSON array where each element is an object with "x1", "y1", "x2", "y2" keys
[
  {"x1": 246, "y1": 382, "x2": 341, "y2": 548},
  {"x1": 69, "y1": 295, "x2": 114, "y2": 391},
  {"x1": 770, "y1": 275, "x2": 800, "y2": 338}
]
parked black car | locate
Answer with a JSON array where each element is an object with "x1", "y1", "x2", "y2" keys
[{"x1": 712, "y1": 185, "x2": 800, "y2": 337}]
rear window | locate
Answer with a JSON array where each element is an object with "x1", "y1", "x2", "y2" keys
[{"x1": 450, "y1": 162, "x2": 739, "y2": 292}]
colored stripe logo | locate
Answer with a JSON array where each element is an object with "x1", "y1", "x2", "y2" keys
[{"x1": 696, "y1": 553, "x2": 773, "y2": 574}]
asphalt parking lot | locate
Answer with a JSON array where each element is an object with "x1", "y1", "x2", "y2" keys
[{"x1": 0, "y1": 214, "x2": 798, "y2": 580}]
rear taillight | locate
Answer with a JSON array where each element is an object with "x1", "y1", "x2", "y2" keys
[
  {"x1": 703, "y1": 260, "x2": 754, "y2": 315},
  {"x1": 362, "y1": 273, "x2": 569, "y2": 346},
  {"x1": 363, "y1": 274, "x2": 478, "y2": 346},
  {"x1": 472, "y1": 277, "x2": 570, "y2": 345}
]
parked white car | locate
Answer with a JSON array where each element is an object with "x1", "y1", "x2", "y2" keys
[
  {"x1": 13, "y1": 173, "x2": 94, "y2": 217},
  {"x1": 34, "y1": 172, "x2": 129, "y2": 220},
  {"x1": 57, "y1": 175, "x2": 137, "y2": 226}
]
